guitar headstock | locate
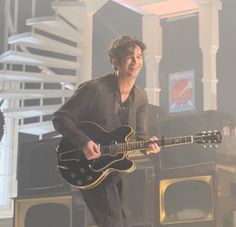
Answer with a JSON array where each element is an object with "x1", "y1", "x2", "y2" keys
[{"x1": 194, "y1": 130, "x2": 222, "y2": 146}]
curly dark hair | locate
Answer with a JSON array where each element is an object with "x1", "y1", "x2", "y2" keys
[{"x1": 107, "y1": 35, "x2": 146, "y2": 62}]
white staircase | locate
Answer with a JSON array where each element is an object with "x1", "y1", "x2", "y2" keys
[
  {"x1": 0, "y1": 0, "x2": 89, "y2": 136},
  {"x1": 8, "y1": 32, "x2": 83, "y2": 56},
  {"x1": 26, "y1": 16, "x2": 83, "y2": 42},
  {"x1": 0, "y1": 50, "x2": 81, "y2": 69},
  {"x1": 0, "y1": 70, "x2": 78, "y2": 83}
]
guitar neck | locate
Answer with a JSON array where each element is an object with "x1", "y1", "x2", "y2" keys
[
  {"x1": 158, "y1": 135, "x2": 194, "y2": 147},
  {"x1": 101, "y1": 135, "x2": 194, "y2": 155}
]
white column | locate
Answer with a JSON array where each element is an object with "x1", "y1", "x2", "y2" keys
[
  {"x1": 78, "y1": 0, "x2": 109, "y2": 85},
  {"x1": 142, "y1": 15, "x2": 162, "y2": 106},
  {"x1": 198, "y1": 0, "x2": 222, "y2": 110},
  {"x1": 78, "y1": 12, "x2": 93, "y2": 85}
]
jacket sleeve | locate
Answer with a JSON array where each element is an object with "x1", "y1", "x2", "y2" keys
[{"x1": 52, "y1": 82, "x2": 97, "y2": 148}]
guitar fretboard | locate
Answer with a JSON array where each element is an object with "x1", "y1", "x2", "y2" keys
[
  {"x1": 160, "y1": 136, "x2": 193, "y2": 147},
  {"x1": 101, "y1": 135, "x2": 194, "y2": 156}
]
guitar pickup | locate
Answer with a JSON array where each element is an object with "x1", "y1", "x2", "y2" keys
[{"x1": 59, "y1": 150, "x2": 82, "y2": 162}]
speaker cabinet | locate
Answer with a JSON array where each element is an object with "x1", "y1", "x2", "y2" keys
[
  {"x1": 147, "y1": 104, "x2": 166, "y2": 137},
  {"x1": 127, "y1": 156, "x2": 158, "y2": 227},
  {"x1": 158, "y1": 163, "x2": 236, "y2": 227},
  {"x1": 17, "y1": 138, "x2": 70, "y2": 196},
  {"x1": 160, "y1": 110, "x2": 233, "y2": 169},
  {"x1": 13, "y1": 194, "x2": 86, "y2": 227}
]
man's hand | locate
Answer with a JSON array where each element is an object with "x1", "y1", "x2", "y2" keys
[
  {"x1": 146, "y1": 136, "x2": 161, "y2": 155},
  {"x1": 83, "y1": 140, "x2": 101, "y2": 160}
]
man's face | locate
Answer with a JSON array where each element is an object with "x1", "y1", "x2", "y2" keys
[{"x1": 116, "y1": 46, "x2": 144, "y2": 79}]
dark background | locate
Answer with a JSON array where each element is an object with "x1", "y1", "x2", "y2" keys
[{"x1": 92, "y1": 0, "x2": 236, "y2": 121}]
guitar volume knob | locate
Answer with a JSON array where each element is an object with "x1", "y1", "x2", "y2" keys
[
  {"x1": 80, "y1": 168, "x2": 86, "y2": 174},
  {"x1": 87, "y1": 176, "x2": 92, "y2": 181},
  {"x1": 70, "y1": 172, "x2": 76, "y2": 178}
]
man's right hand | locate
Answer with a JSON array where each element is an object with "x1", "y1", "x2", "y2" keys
[{"x1": 82, "y1": 140, "x2": 101, "y2": 160}]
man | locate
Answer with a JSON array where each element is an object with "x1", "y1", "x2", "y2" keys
[{"x1": 52, "y1": 35, "x2": 160, "y2": 227}]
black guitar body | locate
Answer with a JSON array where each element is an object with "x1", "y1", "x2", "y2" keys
[{"x1": 57, "y1": 122, "x2": 136, "y2": 189}]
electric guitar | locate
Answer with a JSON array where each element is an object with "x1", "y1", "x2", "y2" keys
[{"x1": 56, "y1": 121, "x2": 222, "y2": 190}]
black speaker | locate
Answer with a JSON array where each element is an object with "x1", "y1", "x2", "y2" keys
[
  {"x1": 159, "y1": 110, "x2": 234, "y2": 169},
  {"x1": 147, "y1": 104, "x2": 166, "y2": 137},
  {"x1": 17, "y1": 137, "x2": 70, "y2": 196},
  {"x1": 126, "y1": 157, "x2": 158, "y2": 227}
]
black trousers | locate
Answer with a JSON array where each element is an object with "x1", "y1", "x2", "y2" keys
[{"x1": 81, "y1": 174, "x2": 131, "y2": 227}]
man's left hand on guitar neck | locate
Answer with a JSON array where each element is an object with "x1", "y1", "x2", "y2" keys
[{"x1": 146, "y1": 136, "x2": 161, "y2": 155}]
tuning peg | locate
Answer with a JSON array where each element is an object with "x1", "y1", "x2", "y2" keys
[
  {"x1": 215, "y1": 144, "x2": 218, "y2": 148},
  {"x1": 203, "y1": 144, "x2": 207, "y2": 148},
  {"x1": 209, "y1": 144, "x2": 212, "y2": 148}
]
